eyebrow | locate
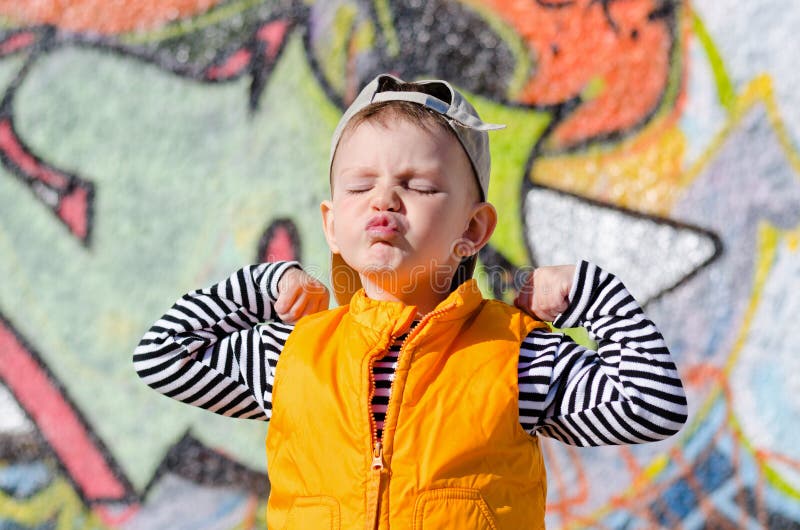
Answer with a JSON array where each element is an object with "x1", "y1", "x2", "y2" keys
[{"x1": 336, "y1": 165, "x2": 445, "y2": 180}]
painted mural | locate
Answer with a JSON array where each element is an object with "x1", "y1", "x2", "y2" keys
[{"x1": 0, "y1": 0, "x2": 798, "y2": 527}]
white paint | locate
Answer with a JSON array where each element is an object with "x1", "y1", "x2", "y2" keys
[
  {"x1": 0, "y1": 383, "x2": 34, "y2": 435},
  {"x1": 694, "y1": 0, "x2": 800, "y2": 150},
  {"x1": 730, "y1": 230, "x2": 800, "y2": 480},
  {"x1": 524, "y1": 186, "x2": 718, "y2": 303}
]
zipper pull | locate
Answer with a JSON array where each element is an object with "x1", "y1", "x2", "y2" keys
[
  {"x1": 372, "y1": 441, "x2": 384, "y2": 470},
  {"x1": 366, "y1": 441, "x2": 385, "y2": 530}
]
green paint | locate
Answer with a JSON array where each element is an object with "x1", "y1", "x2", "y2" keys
[
  {"x1": 0, "y1": 15, "x2": 19, "y2": 29},
  {"x1": 351, "y1": 18, "x2": 376, "y2": 54},
  {"x1": 763, "y1": 462, "x2": 800, "y2": 501},
  {"x1": 0, "y1": 472, "x2": 110, "y2": 528},
  {"x1": 552, "y1": 325, "x2": 597, "y2": 349},
  {"x1": 581, "y1": 76, "x2": 605, "y2": 101},
  {"x1": 373, "y1": 0, "x2": 400, "y2": 57},
  {"x1": 692, "y1": 10, "x2": 736, "y2": 113},
  {"x1": 0, "y1": 54, "x2": 26, "y2": 92},
  {"x1": 468, "y1": 92, "x2": 551, "y2": 268},
  {"x1": 4, "y1": 32, "x2": 339, "y2": 487},
  {"x1": 319, "y1": 4, "x2": 359, "y2": 96},
  {"x1": 728, "y1": 414, "x2": 800, "y2": 501},
  {"x1": 645, "y1": 0, "x2": 688, "y2": 125}
]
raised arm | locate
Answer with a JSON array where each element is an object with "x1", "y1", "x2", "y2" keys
[
  {"x1": 133, "y1": 261, "x2": 300, "y2": 421},
  {"x1": 517, "y1": 260, "x2": 688, "y2": 446}
]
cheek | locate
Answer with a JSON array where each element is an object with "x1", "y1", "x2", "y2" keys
[
  {"x1": 332, "y1": 202, "x2": 361, "y2": 237},
  {"x1": 415, "y1": 204, "x2": 465, "y2": 241}
]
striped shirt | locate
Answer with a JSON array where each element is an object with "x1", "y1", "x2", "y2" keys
[
  {"x1": 372, "y1": 331, "x2": 406, "y2": 441},
  {"x1": 133, "y1": 260, "x2": 688, "y2": 446}
]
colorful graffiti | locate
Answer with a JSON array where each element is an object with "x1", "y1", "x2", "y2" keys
[{"x1": 0, "y1": 0, "x2": 798, "y2": 527}]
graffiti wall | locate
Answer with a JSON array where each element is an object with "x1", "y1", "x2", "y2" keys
[{"x1": 1, "y1": 0, "x2": 798, "y2": 527}]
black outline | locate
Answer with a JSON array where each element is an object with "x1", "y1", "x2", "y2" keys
[
  {"x1": 0, "y1": 311, "x2": 137, "y2": 505},
  {"x1": 256, "y1": 217, "x2": 302, "y2": 263},
  {"x1": 517, "y1": 179, "x2": 724, "y2": 306},
  {"x1": 0, "y1": 0, "x2": 728, "y2": 517},
  {"x1": 141, "y1": 430, "x2": 269, "y2": 501}
]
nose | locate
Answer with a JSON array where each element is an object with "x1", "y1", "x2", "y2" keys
[{"x1": 370, "y1": 183, "x2": 401, "y2": 212}]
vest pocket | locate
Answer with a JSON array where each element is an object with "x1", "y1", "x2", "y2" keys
[
  {"x1": 413, "y1": 488, "x2": 498, "y2": 530},
  {"x1": 282, "y1": 495, "x2": 340, "y2": 530}
]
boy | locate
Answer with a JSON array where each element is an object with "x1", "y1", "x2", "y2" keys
[{"x1": 134, "y1": 74, "x2": 688, "y2": 529}]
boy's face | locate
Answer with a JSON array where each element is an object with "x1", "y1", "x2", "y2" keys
[{"x1": 322, "y1": 117, "x2": 487, "y2": 294}]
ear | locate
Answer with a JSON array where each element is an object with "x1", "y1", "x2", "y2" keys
[
  {"x1": 462, "y1": 202, "x2": 497, "y2": 254},
  {"x1": 320, "y1": 199, "x2": 340, "y2": 254}
]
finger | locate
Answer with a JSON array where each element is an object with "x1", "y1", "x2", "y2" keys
[
  {"x1": 532, "y1": 287, "x2": 560, "y2": 320},
  {"x1": 287, "y1": 293, "x2": 310, "y2": 320},
  {"x1": 307, "y1": 296, "x2": 324, "y2": 315},
  {"x1": 520, "y1": 294, "x2": 547, "y2": 321},
  {"x1": 277, "y1": 295, "x2": 306, "y2": 323},
  {"x1": 548, "y1": 286, "x2": 569, "y2": 314},
  {"x1": 528, "y1": 300, "x2": 549, "y2": 322},
  {"x1": 536, "y1": 296, "x2": 558, "y2": 319},
  {"x1": 309, "y1": 279, "x2": 328, "y2": 297},
  {"x1": 535, "y1": 282, "x2": 563, "y2": 318},
  {"x1": 514, "y1": 288, "x2": 531, "y2": 313},
  {"x1": 517, "y1": 272, "x2": 534, "y2": 303},
  {"x1": 275, "y1": 286, "x2": 300, "y2": 313}
]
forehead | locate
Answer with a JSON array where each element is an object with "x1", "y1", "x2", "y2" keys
[
  {"x1": 332, "y1": 116, "x2": 466, "y2": 174},
  {"x1": 329, "y1": 112, "x2": 481, "y2": 201}
]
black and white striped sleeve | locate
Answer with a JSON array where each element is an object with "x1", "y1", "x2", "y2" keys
[
  {"x1": 518, "y1": 259, "x2": 688, "y2": 446},
  {"x1": 132, "y1": 261, "x2": 300, "y2": 421}
]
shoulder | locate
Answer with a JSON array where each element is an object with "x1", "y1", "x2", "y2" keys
[
  {"x1": 290, "y1": 305, "x2": 349, "y2": 331},
  {"x1": 477, "y1": 299, "x2": 550, "y2": 336}
]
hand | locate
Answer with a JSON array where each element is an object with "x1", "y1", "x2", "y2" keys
[
  {"x1": 514, "y1": 265, "x2": 576, "y2": 322},
  {"x1": 274, "y1": 268, "x2": 330, "y2": 324}
]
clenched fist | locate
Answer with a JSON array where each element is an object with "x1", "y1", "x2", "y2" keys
[
  {"x1": 274, "y1": 267, "x2": 330, "y2": 324},
  {"x1": 514, "y1": 265, "x2": 576, "y2": 322}
]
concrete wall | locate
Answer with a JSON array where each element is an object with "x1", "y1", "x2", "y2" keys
[{"x1": 0, "y1": 0, "x2": 798, "y2": 527}]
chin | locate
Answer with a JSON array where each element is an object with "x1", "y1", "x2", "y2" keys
[{"x1": 360, "y1": 262, "x2": 400, "y2": 280}]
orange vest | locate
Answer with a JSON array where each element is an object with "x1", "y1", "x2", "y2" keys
[{"x1": 265, "y1": 279, "x2": 549, "y2": 529}]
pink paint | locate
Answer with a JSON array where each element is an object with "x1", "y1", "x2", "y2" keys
[
  {"x1": 57, "y1": 184, "x2": 90, "y2": 240},
  {"x1": 0, "y1": 119, "x2": 69, "y2": 189},
  {"x1": 206, "y1": 49, "x2": 252, "y2": 80},
  {"x1": 0, "y1": 321, "x2": 128, "y2": 501},
  {"x1": 0, "y1": 32, "x2": 36, "y2": 56},
  {"x1": 263, "y1": 225, "x2": 296, "y2": 262},
  {"x1": 257, "y1": 19, "x2": 290, "y2": 60}
]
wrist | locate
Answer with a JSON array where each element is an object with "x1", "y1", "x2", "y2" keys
[{"x1": 263, "y1": 261, "x2": 302, "y2": 301}]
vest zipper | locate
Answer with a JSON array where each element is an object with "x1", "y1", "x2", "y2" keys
[
  {"x1": 366, "y1": 349, "x2": 386, "y2": 530},
  {"x1": 365, "y1": 440, "x2": 384, "y2": 530},
  {"x1": 366, "y1": 305, "x2": 453, "y2": 530},
  {"x1": 364, "y1": 303, "x2": 455, "y2": 529}
]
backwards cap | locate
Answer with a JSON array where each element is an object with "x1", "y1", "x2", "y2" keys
[{"x1": 328, "y1": 73, "x2": 505, "y2": 305}]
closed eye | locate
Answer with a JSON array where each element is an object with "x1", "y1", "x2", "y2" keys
[{"x1": 405, "y1": 180, "x2": 439, "y2": 194}]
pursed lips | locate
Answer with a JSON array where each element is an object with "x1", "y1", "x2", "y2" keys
[{"x1": 365, "y1": 213, "x2": 402, "y2": 241}]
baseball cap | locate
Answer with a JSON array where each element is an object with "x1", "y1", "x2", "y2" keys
[{"x1": 328, "y1": 73, "x2": 505, "y2": 306}]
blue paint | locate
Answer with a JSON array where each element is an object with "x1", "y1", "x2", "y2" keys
[{"x1": 0, "y1": 462, "x2": 53, "y2": 499}]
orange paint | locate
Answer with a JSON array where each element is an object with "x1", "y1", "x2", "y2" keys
[
  {"x1": 530, "y1": 118, "x2": 687, "y2": 214},
  {"x1": 482, "y1": 0, "x2": 677, "y2": 147},
  {"x1": 0, "y1": 0, "x2": 223, "y2": 34}
]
